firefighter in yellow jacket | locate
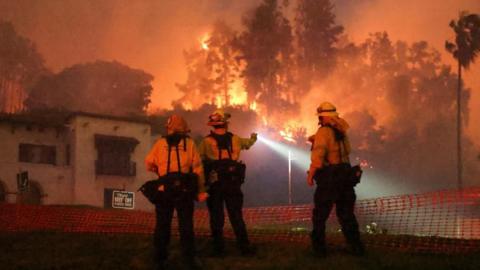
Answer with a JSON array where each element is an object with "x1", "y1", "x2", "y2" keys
[
  {"x1": 145, "y1": 115, "x2": 208, "y2": 270},
  {"x1": 307, "y1": 102, "x2": 364, "y2": 257},
  {"x1": 199, "y1": 109, "x2": 257, "y2": 256}
]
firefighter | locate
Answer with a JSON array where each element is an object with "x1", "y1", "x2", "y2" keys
[
  {"x1": 307, "y1": 102, "x2": 365, "y2": 257},
  {"x1": 144, "y1": 115, "x2": 208, "y2": 270},
  {"x1": 199, "y1": 109, "x2": 257, "y2": 256}
]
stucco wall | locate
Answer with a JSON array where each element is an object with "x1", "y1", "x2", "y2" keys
[
  {"x1": 0, "y1": 122, "x2": 73, "y2": 204},
  {"x1": 69, "y1": 115, "x2": 155, "y2": 211}
]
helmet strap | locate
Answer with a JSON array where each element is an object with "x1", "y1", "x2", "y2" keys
[{"x1": 213, "y1": 124, "x2": 227, "y2": 129}]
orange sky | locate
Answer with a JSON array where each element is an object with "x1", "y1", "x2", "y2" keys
[{"x1": 0, "y1": 0, "x2": 478, "y2": 142}]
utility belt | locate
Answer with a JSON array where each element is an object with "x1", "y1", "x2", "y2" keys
[
  {"x1": 204, "y1": 159, "x2": 246, "y2": 187},
  {"x1": 139, "y1": 173, "x2": 198, "y2": 204},
  {"x1": 313, "y1": 163, "x2": 362, "y2": 188},
  {"x1": 139, "y1": 136, "x2": 198, "y2": 204},
  {"x1": 160, "y1": 172, "x2": 198, "y2": 194}
]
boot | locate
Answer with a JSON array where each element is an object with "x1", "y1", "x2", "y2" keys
[
  {"x1": 185, "y1": 257, "x2": 203, "y2": 270},
  {"x1": 312, "y1": 245, "x2": 327, "y2": 258},
  {"x1": 208, "y1": 240, "x2": 226, "y2": 257},
  {"x1": 239, "y1": 244, "x2": 257, "y2": 257},
  {"x1": 349, "y1": 242, "x2": 366, "y2": 256},
  {"x1": 154, "y1": 260, "x2": 167, "y2": 270}
]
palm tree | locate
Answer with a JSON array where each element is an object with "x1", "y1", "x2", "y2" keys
[{"x1": 445, "y1": 12, "x2": 480, "y2": 190}]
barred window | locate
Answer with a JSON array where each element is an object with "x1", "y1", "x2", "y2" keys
[
  {"x1": 18, "y1": 144, "x2": 56, "y2": 165},
  {"x1": 95, "y1": 134, "x2": 138, "y2": 177}
]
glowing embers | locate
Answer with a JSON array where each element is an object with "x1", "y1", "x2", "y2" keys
[
  {"x1": 279, "y1": 129, "x2": 295, "y2": 143},
  {"x1": 355, "y1": 156, "x2": 374, "y2": 169},
  {"x1": 200, "y1": 33, "x2": 209, "y2": 50},
  {"x1": 279, "y1": 121, "x2": 304, "y2": 144}
]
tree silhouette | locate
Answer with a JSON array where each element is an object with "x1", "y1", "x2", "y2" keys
[
  {"x1": 236, "y1": 0, "x2": 295, "y2": 119},
  {"x1": 25, "y1": 60, "x2": 153, "y2": 116},
  {"x1": 0, "y1": 21, "x2": 47, "y2": 113},
  {"x1": 295, "y1": 0, "x2": 343, "y2": 89},
  {"x1": 445, "y1": 11, "x2": 480, "y2": 189},
  {"x1": 175, "y1": 21, "x2": 241, "y2": 109}
]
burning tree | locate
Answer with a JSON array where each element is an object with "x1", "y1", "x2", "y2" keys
[
  {"x1": 165, "y1": 3, "x2": 480, "y2": 198},
  {"x1": 235, "y1": 0, "x2": 296, "y2": 120},
  {"x1": 175, "y1": 21, "x2": 243, "y2": 109},
  {"x1": 324, "y1": 32, "x2": 479, "y2": 191},
  {"x1": 0, "y1": 21, "x2": 47, "y2": 113}
]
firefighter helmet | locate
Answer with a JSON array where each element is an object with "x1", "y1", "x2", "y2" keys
[
  {"x1": 166, "y1": 114, "x2": 190, "y2": 133},
  {"x1": 207, "y1": 109, "x2": 231, "y2": 126},
  {"x1": 316, "y1": 102, "x2": 339, "y2": 117}
]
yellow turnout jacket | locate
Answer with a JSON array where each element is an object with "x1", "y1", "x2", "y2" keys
[
  {"x1": 309, "y1": 125, "x2": 351, "y2": 173},
  {"x1": 199, "y1": 133, "x2": 256, "y2": 161},
  {"x1": 145, "y1": 136, "x2": 206, "y2": 193}
]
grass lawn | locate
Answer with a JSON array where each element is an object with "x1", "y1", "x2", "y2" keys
[{"x1": 1, "y1": 232, "x2": 479, "y2": 270}]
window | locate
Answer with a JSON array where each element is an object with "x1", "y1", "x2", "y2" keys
[
  {"x1": 19, "y1": 144, "x2": 56, "y2": 165},
  {"x1": 95, "y1": 134, "x2": 138, "y2": 176}
]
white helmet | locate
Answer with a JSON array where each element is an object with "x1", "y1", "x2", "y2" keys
[{"x1": 316, "y1": 102, "x2": 339, "y2": 117}]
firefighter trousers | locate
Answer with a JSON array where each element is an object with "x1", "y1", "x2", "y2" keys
[
  {"x1": 207, "y1": 183, "x2": 250, "y2": 251},
  {"x1": 154, "y1": 193, "x2": 195, "y2": 262},
  {"x1": 311, "y1": 183, "x2": 362, "y2": 250}
]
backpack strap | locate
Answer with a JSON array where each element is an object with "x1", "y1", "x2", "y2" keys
[
  {"x1": 165, "y1": 134, "x2": 188, "y2": 174},
  {"x1": 325, "y1": 125, "x2": 350, "y2": 164},
  {"x1": 167, "y1": 144, "x2": 172, "y2": 174},
  {"x1": 208, "y1": 132, "x2": 233, "y2": 160},
  {"x1": 175, "y1": 143, "x2": 182, "y2": 174}
]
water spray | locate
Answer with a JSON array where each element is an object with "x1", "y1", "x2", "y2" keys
[
  {"x1": 257, "y1": 134, "x2": 310, "y2": 171},
  {"x1": 257, "y1": 134, "x2": 311, "y2": 204},
  {"x1": 256, "y1": 134, "x2": 398, "y2": 199}
]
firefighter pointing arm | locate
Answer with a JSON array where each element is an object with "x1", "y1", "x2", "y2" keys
[{"x1": 199, "y1": 109, "x2": 257, "y2": 257}]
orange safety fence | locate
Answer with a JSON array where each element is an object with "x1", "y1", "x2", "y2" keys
[{"x1": 1, "y1": 187, "x2": 480, "y2": 254}]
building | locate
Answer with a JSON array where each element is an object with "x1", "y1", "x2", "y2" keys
[{"x1": 0, "y1": 111, "x2": 159, "y2": 211}]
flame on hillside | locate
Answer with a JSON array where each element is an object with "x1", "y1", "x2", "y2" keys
[
  {"x1": 228, "y1": 80, "x2": 248, "y2": 106},
  {"x1": 181, "y1": 33, "x2": 314, "y2": 143},
  {"x1": 200, "y1": 33, "x2": 209, "y2": 50}
]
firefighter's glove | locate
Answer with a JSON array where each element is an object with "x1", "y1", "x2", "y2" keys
[
  {"x1": 250, "y1": 133, "x2": 258, "y2": 142},
  {"x1": 197, "y1": 192, "x2": 209, "y2": 202},
  {"x1": 307, "y1": 170, "x2": 315, "y2": 187}
]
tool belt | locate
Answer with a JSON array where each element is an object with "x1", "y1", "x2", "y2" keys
[
  {"x1": 204, "y1": 159, "x2": 246, "y2": 187},
  {"x1": 139, "y1": 173, "x2": 198, "y2": 204},
  {"x1": 204, "y1": 132, "x2": 246, "y2": 188},
  {"x1": 313, "y1": 126, "x2": 363, "y2": 188},
  {"x1": 314, "y1": 163, "x2": 362, "y2": 188},
  {"x1": 139, "y1": 135, "x2": 198, "y2": 204}
]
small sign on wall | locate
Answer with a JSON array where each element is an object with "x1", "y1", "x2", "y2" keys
[
  {"x1": 112, "y1": 191, "x2": 135, "y2": 209},
  {"x1": 17, "y1": 171, "x2": 29, "y2": 192}
]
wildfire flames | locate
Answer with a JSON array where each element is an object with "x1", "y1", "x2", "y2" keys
[
  {"x1": 200, "y1": 33, "x2": 209, "y2": 51},
  {"x1": 279, "y1": 129, "x2": 296, "y2": 143},
  {"x1": 191, "y1": 32, "x2": 363, "y2": 150}
]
